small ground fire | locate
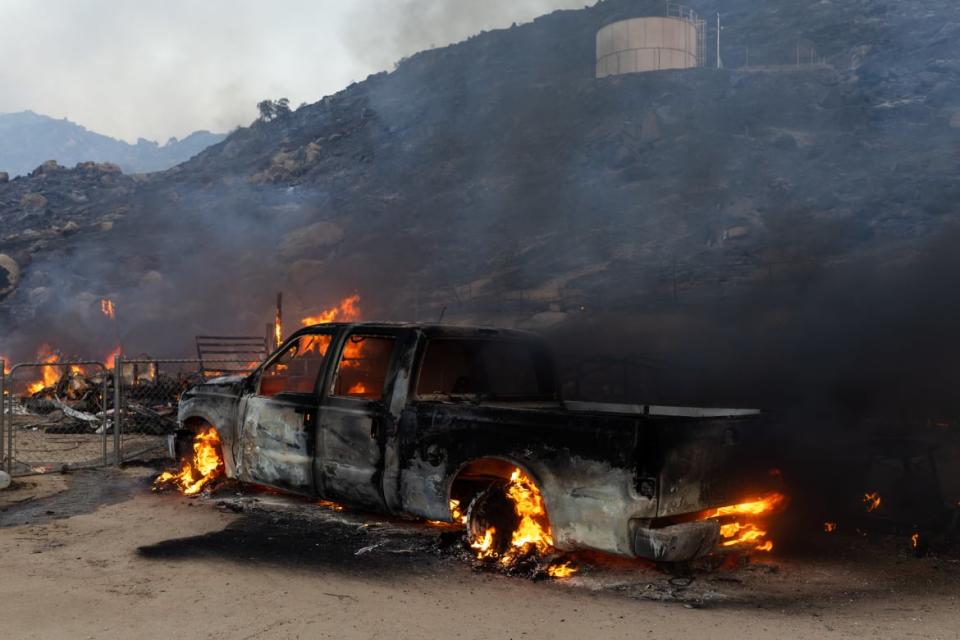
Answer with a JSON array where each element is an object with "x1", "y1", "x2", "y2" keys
[{"x1": 153, "y1": 427, "x2": 224, "y2": 495}]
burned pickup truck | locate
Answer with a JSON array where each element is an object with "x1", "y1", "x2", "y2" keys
[{"x1": 175, "y1": 323, "x2": 782, "y2": 562}]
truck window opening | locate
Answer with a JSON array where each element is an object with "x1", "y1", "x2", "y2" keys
[
  {"x1": 416, "y1": 338, "x2": 556, "y2": 400},
  {"x1": 333, "y1": 335, "x2": 396, "y2": 400},
  {"x1": 259, "y1": 333, "x2": 332, "y2": 397}
]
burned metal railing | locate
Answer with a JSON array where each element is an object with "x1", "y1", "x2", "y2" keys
[{"x1": 196, "y1": 336, "x2": 267, "y2": 378}]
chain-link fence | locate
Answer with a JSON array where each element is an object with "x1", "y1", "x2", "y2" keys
[
  {"x1": 1, "y1": 361, "x2": 112, "y2": 475},
  {"x1": 1, "y1": 356, "x2": 256, "y2": 476}
]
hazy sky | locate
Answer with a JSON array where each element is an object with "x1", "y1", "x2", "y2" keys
[{"x1": 0, "y1": 0, "x2": 586, "y2": 143}]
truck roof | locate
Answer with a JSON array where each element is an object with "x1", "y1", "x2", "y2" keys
[{"x1": 296, "y1": 322, "x2": 542, "y2": 340}]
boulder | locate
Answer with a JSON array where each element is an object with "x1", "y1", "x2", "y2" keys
[
  {"x1": 19, "y1": 192, "x2": 47, "y2": 210},
  {"x1": 59, "y1": 221, "x2": 80, "y2": 235},
  {"x1": 33, "y1": 160, "x2": 62, "y2": 175},
  {"x1": 0, "y1": 470, "x2": 10, "y2": 490},
  {"x1": 0, "y1": 254, "x2": 20, "y2": 298},
  {"x1": 724, "y1": 226, "x2": 751, "y2": 241},
  {"x1": 139, "y1": 270, "x2": 166, "y2": 288}
]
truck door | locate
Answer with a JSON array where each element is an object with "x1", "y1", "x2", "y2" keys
[
  {"x1": 316, "y1": 328, "x2": 405, "y2": 510},
  {"x1": 236, "y1": 330, "x2": 335, "y2": 494}
]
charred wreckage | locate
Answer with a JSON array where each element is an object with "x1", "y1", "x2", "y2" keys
[{"x1": 168, "y1": 323, "x2": 785, "y2": 565}]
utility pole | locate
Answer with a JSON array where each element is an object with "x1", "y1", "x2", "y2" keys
[{"x1": 716, "y1": 13, "x2": 722, "y2": 69}]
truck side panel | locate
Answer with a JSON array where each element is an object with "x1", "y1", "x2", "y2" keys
[{"x1": 396, "y1": 402, "x2": 657, "y2": 556}]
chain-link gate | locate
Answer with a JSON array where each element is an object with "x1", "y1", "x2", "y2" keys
[
  {"x1": 1, "y1": 360, "x2": 113, "y2": 475},
  {"x1": 1, "y1": 356, "x2": 257, "y2": 476}
]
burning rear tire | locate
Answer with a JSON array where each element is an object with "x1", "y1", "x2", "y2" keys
[{"x1": 467, "y1": 483, "x2": 519, "y2": 557}]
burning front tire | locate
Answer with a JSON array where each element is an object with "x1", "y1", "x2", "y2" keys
[{"x1": 154, "y1": 426, "x2": 225, "y2": 495}]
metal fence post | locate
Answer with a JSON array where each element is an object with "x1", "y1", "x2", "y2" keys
[
  {"x1": 0, "y1": 361, "x2": 5, "y2": 471},
  {"x1": 113, "y1": 355, "x2": 122, "y2": 466},
  {"x1": 4, "y1": 365, "x2": 10, "y2": 475},
  {"x1": 101, "y1": 369, "x2": 109, "y2": 467}
]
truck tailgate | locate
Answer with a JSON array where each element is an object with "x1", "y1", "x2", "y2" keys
[{"x1": 652, "y1": 415, "x2": 781, "y2": 518}]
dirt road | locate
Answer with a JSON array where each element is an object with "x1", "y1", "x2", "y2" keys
[{"x1": 1, "y1": 468, "x2": 958, "y2": 640}]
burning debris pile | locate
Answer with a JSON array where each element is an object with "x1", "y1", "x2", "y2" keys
[{"x1": 5, "y1": 343, "x2": 200, "y2": 437}]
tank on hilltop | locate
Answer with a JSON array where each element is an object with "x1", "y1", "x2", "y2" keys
[{"x1": 596, "y1": 3, "x2": 706, "y2": 77}]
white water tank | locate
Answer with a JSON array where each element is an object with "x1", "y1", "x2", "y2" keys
[{"x1": 596, "y1": 17, "x2": 700, "y2": 77}]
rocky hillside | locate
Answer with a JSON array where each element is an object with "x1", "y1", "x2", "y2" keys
[
  {"x1": 1, "y1": 0, "x2": 959, "y2": 410},
  {"x1": 0, "y1": 110, "x2": 224, "y2": 178}
]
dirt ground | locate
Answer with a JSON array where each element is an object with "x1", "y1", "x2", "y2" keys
[{"x1": 1, "y1": 468, "x2": 959, "y2": 640}]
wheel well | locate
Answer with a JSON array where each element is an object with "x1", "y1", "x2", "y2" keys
[
  {"x1": 181, "y1": 417, "x2": 213, "y2": 433},
  {"x1": 448, "y1": 458, "x2": 536, "y2": 521}
]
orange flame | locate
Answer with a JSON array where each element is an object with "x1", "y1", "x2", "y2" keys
[
  {"x1": 347, "y1": 382, "x2": 368, "y2": 395},
  {"x1": 153, "y1": 427, "x2": 224, "y2": 495},
  {"x1": 863, "y1": 492, "x2": 882, "y2": 513},
  {"x1": 1, "y1": 356, "x2": 10, "y2": 376},
  {"x1": 100, "y1": 298, "x2": 116, "y2": 320},
  {"x1": 104, "y1": 345, "x2": 122, "y2": 368},
  {"x1": 911, "y1": 532, "x2": 920, "y2": 549},
  {"x1": 449, "y1": 499, "x2": 467, "y2": 525},
  {"x1": 701, "y1": 493, "x2": 786, "y2": 553},
  {"x1": 300, "y1": 334, "x2": 332, "y2": 355},
  {"x1": 317, "y1": 499, "x2": 344, "y2": 512},
  {"x1": 467, "y1": 468, "x2": 577, "y2": 578},
  {"x1": 705, "y1": 493, "x2": 787, "y2": 518},
  {"x1": 546, "y1": 561, "x2": 578, "y2": 578},
  {"x1": 471, "y1": 527, "x2": 496, "y2": 557},
  {"x1": 274, "y1": 308, "x2": 283, "y2": 349},
  {"x1": 302, "y1": 294, "x2": 361, "y2": 326},
  {"x1": 26, "y1": 345, "x2": 61, "y2": 394},
  {"x1": 824, "y1": 522, "x2": 838, "y2": 533}
]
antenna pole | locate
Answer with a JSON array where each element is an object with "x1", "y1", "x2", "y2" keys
[{"x1": 716, "y1": 13, "x2": 722, "y2": 69}]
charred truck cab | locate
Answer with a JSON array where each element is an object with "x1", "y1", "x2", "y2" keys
[{"x1": 178, "y1": 323, "x2": 779, "y2": 562}]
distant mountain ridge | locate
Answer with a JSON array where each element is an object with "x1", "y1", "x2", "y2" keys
[{"x1": 0, "y1": 110, "x2": 225, "y2": 177}]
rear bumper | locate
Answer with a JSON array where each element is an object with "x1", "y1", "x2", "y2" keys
[{"x1": 631, "y1": 519, "x2": 720, "y2": 562}]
